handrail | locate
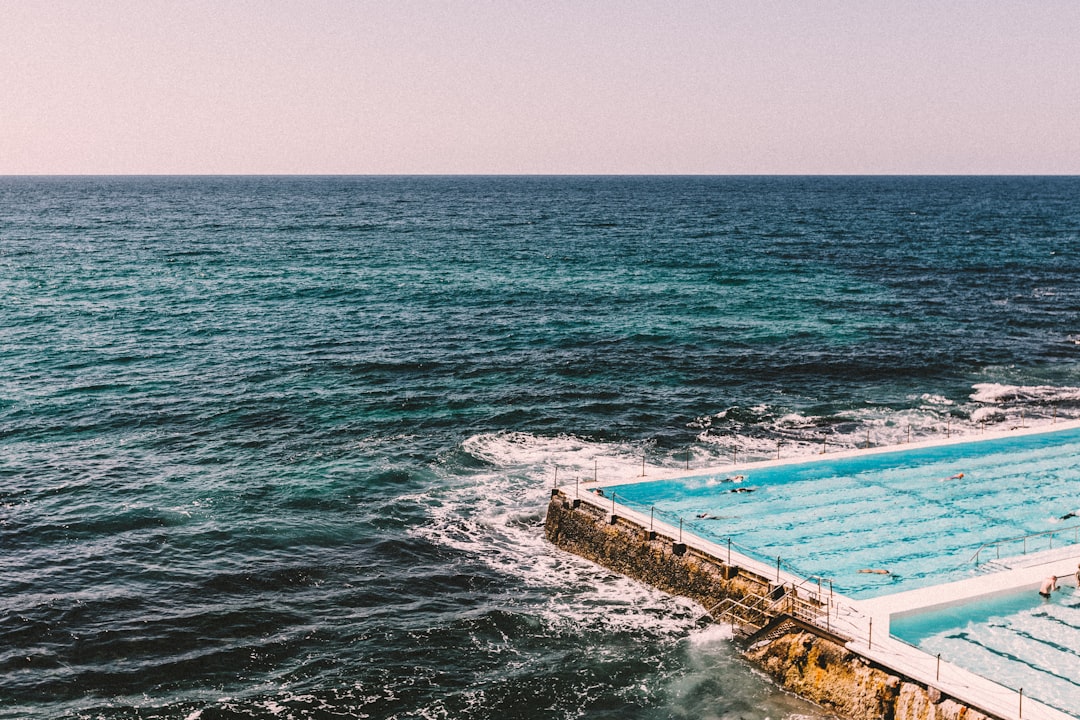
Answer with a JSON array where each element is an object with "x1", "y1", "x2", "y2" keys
[
  {"x1": 706, "y1": 579, "x2": 833, "y2": 640},
  {"x1": 715, "y1": 597, "x2": 773, "y2": 633},
  {"x1": 787, "y1": 574, "x2": 834, "y2": 605},
  {"x1": 967, "y1": 522, "x2": 1080, "y2": 564}
]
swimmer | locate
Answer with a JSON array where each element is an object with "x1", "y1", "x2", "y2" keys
[
  {"x1": 594, "y1": 488, "x2": 605, "y2": 497},
  {"x1": 729, "y1": 486, "x2": 757, "y2": 494},
  {"x1": 696, "y1": 512, "x2": 726, "y2": 520},
  {"x1": 1060, "y1": 510, "x2": 1079, "y2": 521},
  {"x1": 940, "y1": 472, "x2": 965, "y2": 482},
  {"x1": 1039, "y1": 575, "x2": 1057, "y2": 598},
  {"x1": 858, "y1": 568, "x2": 891, "y2": 575}
]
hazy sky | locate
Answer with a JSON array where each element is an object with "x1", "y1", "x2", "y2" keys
[{"x1": 3, "y1": 1, "x2": 1079, "y2": 174}]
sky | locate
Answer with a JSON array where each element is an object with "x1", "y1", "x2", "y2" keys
[{"x1": 2, "y1": 0, "x2": 1079, "y2": 175}]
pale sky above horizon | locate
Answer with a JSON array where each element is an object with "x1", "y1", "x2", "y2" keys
[{"x1": 2, "y1": 1, "x2": 1079, "y2": 175}]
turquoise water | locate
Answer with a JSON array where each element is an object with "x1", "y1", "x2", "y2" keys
[
  {"x1": 5, "y1": 176, "x2": 1080, "y2": 719},
  {"x1": 891, "y1": 586, "x2": 1080, "y2": 714},
  {"x1": 604, "y1": 426, "x2": 1080, "y2": 597}
]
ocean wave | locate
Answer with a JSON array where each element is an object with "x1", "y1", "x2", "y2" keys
[{"x1": 970, "y1": 382, "x2": 1080, "y2": 404}]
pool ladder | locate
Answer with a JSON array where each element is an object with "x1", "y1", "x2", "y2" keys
[{"x1": 703, "y1": 578, "x2": 837, "y2": 641}]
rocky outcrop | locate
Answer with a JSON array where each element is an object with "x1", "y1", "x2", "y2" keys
[{"x1": 745, "y1": 631, "x2": 990, "y2": 720}]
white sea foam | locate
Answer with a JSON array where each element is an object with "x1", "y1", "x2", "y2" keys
[
  {"x1": 414, "y1": 431, "x2": 703, "y2": 638},
  {"x1": 685, "y1": 385, "x2": 1080, "y2": 466},
  {"x1": 970, "y1": 382, "x2": 1080, "y2": 404},
  {"x1": 686, "y1": 622, "x2": 734, "y2": 646}
]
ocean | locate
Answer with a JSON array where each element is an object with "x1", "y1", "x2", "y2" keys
[{"x1": 2, "y1": 175, "x2": 1079, "y2": 720}]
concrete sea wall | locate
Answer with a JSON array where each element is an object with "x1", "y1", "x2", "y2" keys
[{"x1": 544, "y1": 492, "x2": 997, "y2": 720}]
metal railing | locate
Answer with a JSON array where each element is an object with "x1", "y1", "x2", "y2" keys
[
  {"x1": 702, "y1": 575, "x2": 836, "y2": 640},
  {"x1": 968, "y1": 522, "x2": 1080, "y2": 565}
]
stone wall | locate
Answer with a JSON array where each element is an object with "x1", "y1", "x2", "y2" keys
[
  {"x1": 544, "y1": 492, "x2": 1000, "y2": 720},
  {"x1": 543, "y1": 493, "x2": 769, "y2": 613}
]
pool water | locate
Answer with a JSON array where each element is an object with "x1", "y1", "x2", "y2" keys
[
  {"x1": 891, "y1": 586, "x2": 1080, "y2": 714},
  {"x1": 603, "y1": 426, "x2": 1080, "y2": 598}
]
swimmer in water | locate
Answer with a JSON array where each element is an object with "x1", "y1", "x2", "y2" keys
[
  {"x1": 940, "y1": 472, "x2": 964, "y2": 482},
  {"x1": 720, "y1": 474, "x2": 746, "y2": 484},
  {"x1": 729, "y1": 486, "x2": 757, "y2": 494},
  {"x1": 1060, "y1": 510, "x2": 1078, "y2": 521},
  {"x1": 858, "y1": 568, "x2": 891, "y2": 575},
  {"x1": 696, "y1": 512, "x2": 725, "y2": 520}
]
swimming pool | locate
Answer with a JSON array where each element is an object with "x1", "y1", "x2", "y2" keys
[
  {"x1": 891, "y1": 584, "x2": 1080, "y2": 714},
  {"x1": 602, "y1": 425, "x2": 1080, "y2": 598}
]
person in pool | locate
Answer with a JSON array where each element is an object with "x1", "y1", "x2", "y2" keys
[{"x1": 1039, "y1": 575, "x2": 1057, "y2": 598}]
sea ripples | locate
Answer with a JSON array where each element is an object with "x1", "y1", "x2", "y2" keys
[{"x1": 3, "y1": 176, "x2": 1080, "y2": 718}]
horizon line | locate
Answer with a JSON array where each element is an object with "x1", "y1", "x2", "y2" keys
[{"x1": 3, "y1": 172, "x2": 1080, "y2": 179}]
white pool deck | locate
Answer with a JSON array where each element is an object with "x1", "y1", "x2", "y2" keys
[
  {"x1": 853, "y1": 550, "x2": 1080, "y2": 720},
  {"x1": 565, "y1": 420, "x2": 1080, "y2": 720}
]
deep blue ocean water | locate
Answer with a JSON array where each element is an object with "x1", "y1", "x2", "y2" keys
[{"x1": 2, "y1": 175, "x2": 1080, "y2": 719}]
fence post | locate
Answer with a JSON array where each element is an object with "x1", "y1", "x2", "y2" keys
[
  {"x1": 936, "y1": 653, "x2": 940, "y2": 681},
  {"x1": 868, "y1": 618, "x2": 873, "y2": 649},
  {"x1": 776, "y1": 556, "x2": 781, "y2": 582}
]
